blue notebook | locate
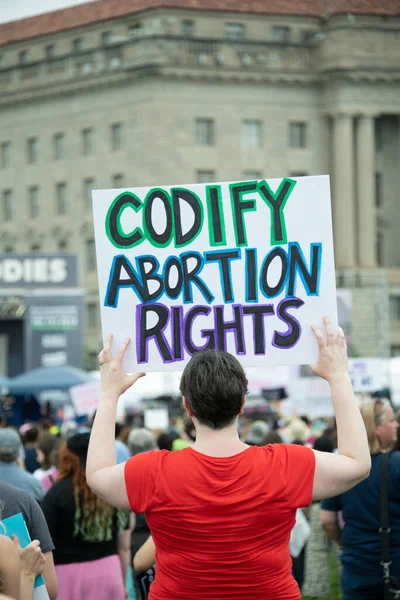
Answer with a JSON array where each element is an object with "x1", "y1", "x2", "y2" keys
[{"x1": 2, "y1": 512, "x2": 49, "y2": 600}]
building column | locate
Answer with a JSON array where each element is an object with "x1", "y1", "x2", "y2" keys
[
  {"x1": 332, "y1": 113, "x2": 356, "y2": 268},
  {"x1": 356, "y1": 114, "x2": 376, "y2": 267}
]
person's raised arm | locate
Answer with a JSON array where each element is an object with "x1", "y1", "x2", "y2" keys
[
  {"x1": 311, "y1": 318, "x2": 371, "y2": 500},
  {"x1": 86, "y1": 334, "x2": 145, "y2": 508}
]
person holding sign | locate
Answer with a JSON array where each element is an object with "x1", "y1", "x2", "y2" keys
[{"x1": 87, "y1": 318, "x2": 370, "y2": 600}]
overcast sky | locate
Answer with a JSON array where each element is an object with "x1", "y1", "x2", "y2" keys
[{"x1": 0, "y1": 0, "x2": 97, "y2": 24}]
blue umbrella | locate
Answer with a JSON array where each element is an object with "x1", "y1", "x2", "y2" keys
[{"x1": 8, "y1": 366, "x2": 93, "y2": 395}]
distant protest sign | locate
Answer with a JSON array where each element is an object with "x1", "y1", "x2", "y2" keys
[{"x1": 92, "y1": 176, "x2": 337, "y2": 371}]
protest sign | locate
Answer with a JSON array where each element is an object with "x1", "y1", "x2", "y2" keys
[
  {"x1": 348, "y1": 358, "x2": 387, "y2": 393},
  {"x1": 70, "y1": 380, "x2": 101, "y2": 417},
  {"x1": 92, "y1": 176, "x2": 337, "y2": 371}
]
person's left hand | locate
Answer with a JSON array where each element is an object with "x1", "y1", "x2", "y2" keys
[
  {"x1": 98, "y1": 334, "x2": 146, "y2": 398},
  {"x1": 13, "y1": 537, "x2": 46, "y2": 577}
]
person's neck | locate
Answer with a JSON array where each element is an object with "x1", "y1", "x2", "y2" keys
[{"x1": 192, "y1": 421, "x2": 248, "y2": 457}]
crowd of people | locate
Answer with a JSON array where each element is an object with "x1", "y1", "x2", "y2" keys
[{"x1": 0, "y1": 321, "x2": 399, "y2": 599}]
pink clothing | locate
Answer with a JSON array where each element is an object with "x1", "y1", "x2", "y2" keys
[{"x1": 55, "y1": 555, "x2": 125, "y2": 600}]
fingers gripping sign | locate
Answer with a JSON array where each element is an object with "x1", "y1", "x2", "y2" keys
[
  {"x1": 310, "y1": 317, "x2": 348, "y2": 383},
  {"x1": 99, "y1": 334, "x2": 146, "y2": 398}
]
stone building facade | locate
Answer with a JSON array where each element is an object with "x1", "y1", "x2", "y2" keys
[{"x1": 0, "y1": 0, "x2": 399, "y2": 367}]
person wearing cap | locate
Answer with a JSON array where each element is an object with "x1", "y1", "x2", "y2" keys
[
  {"x1": 87, "y1": 321, "x2": 371, "y2": 600},
  {"x1": 41, "y1": 433, "x2": 131, "y2": 600},
  {"x1": 0, "y1": 428, "x2": 44, "y2": 502},
  {"x1": 245, "y1": 420, "x2": 270, "y2": 446}
]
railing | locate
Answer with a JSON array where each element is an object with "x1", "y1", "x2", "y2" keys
[{"x1": 0, "y1": 35, "x2": 319, "y2": 97}]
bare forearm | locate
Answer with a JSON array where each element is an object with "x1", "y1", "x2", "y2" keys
[
  {"x1": 330, "y1": 375, "x2": 370, "y2": 470},
  {"x1": 323, "y1": 523, "x2": 342, "y2": 547},
  {"x1": 119, "y1": 548, "x2": 130, "y2": 583},
  {"x1": 20, "y1": 572, "x2": 35, "y2": 600},
  {"x1": 87, "y1": 393, "x2": 118, "y2": 481}
]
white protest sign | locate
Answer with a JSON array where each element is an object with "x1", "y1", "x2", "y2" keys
[
  {"x1": 92, "y1": 175, "x2": 337, "y2": 371},
  {"x1": 70, "y1": 380, "x2": 101, "y2": 417},
  {"x1": 144, "y1": 408, "x2": 169, "y2": 430},
  {"x1": 285, "y1": 377, "x2": 333, "y2": 418},
  {"x1": 348, "y1": 358, "x2": 386, "y2": 393}
]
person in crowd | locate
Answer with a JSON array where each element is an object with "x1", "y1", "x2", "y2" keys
[
  {"x1": 33, "y1": 434, "x2": 59, "y2": 493},
  {"x1": 87, "y1": 319, "x2": 371, "y2": 600},
  {"x1": 127, "y1": 428, "x2": 156, "y2": 600},
  {"x1": 320, "y1": 398, "x2": 400, "y2": 599},
  {"x1": 115, "y1": 422, "x2": 131, "y2": 464},
  {"x1": 0, "y1": 429, "x2": 44, "y2": 502},
  {"x1": 302, "y1": 435, "x2": 336, "y2": 598},
  {"x1": 245, "y1": 420, "x2": 269, "y2": 446},
  {"x1": 41, "y1": 433, "x2": 130, "y2": 600},
  {"x1": 0, "y1": 480, "x2": 58, "y2": 599},
  {"x1": 286, "y1": 416, "x2": 311, "y2": 444},
  {"x1": 264, "y1": 430, "x2": 284, "y2": 445},
  {"x1": 0, "y1": 533, "x2": 46, "y2": 600},
  {"x1": 156, "y1": 433, "x2": 173, "y2": 452},
  {"x1": 127, "y1": 429, "x2": 155, "y2": 457},
  {"x1": 21, "y1": 425, "x2": 41, "y2": 474}
]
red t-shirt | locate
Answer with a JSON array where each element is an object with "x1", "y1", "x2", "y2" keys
[{"x1": 124, "y1": 443, "x2": 315, "y2": 600}]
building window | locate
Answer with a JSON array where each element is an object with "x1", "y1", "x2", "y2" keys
[
  {"x1": 197, "y1": 170, "x2": 215, "y2": 183},
  {"x1": 58, "y1": 240, "x2": 68, "y2": 251},
  {"x1": 243, "y1": 170, "x2": 262, "y2": 180},
  {"x1": 242, "y1": 120, "x2": 262, "y2": 148},
  {"x1": 86, "y1": 239, "x2": 96, "y2": 272},
  {"x1": 46, "y1": 44, "x2": 55, "y2": 59},
  {"x1": 29, "y1": 186, "x2": 39, "y2": 218},
  {"x1": 302, "y1": 30, "x2": 315, "y2": 43},
  {"x1": 289, "y1": 122, "x2": 307, "y2": 148},
  {"x1": 391, "y1": 345, "x2": 400, "y2": 357},
  {"x1": 390, "y1": 297, "x2": 400, "y2": 321},
  {"x1": 53, "y1": 133, "x2": 65, "y2": 160},
  {"x1": 84, "y1": 178, "x2": 95, "y2": 210},
  {"x1": 375, "y1": 172, "x2": 383, "y2": 208},
  {"x1": 19, "y1": 50, "x2": 29, "y2": 65},
  {"x1": 182, "y1": 20, "x2": 194, "y2": 37},
  {"x1": 27, "y1": 137, "x2": 38, "y2": 164},
  {"x1": 195, "y1": 118, "x2": 214, "y2": 146},
  {"x1": 73, "y1": 38, "x2": 84, "y2": 53},
  {"x1": 102, "y1": 31, "x2": 111, "y2": 46},
  {"x1": 2, "y1": 189, "x2": 12, "y2": 222},
  {"x1": 87, "y1": 302, "x2": 98, "y2": 328},
  {"x1": 272, "y1": 26, "x2": 291, "y2": 43},
  {"x1": 56, "y1": 182, "x2": 67, "y2": 215},
  {"x1": 4, "y1": 246, "x2": 14, "y2": 253},
  {"x1": 111, "y1": 123, "x2": 123, "y2": 151},
  {"x1": 376, "y1": 230, "x2": 384, "y2": 267},
  {"x1": 129, "y1": 23, "x2": 143, "y2": 37},
  {"x1": 225, "y1": 23, "x2": 245, "y2": 40},
  {"x1": 31, "y1": 244, "x2": 41, "y2": 252},
  {"x1": 112, "y1": 174, "x2": 124, "y2": 188},
  {"x1": 0, "y1": 141, "x2": 11, "y2": 168},
  {"x1": 82, "y1": 128, "x2": 94, "y2": 156}
]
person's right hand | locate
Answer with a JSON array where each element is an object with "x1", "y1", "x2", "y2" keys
[
  {"x1": 310, "y1": 317, "x2": 348, "y2": 383},
  {"x1": 12, "y1": 536, "x2": 46, "y2": 576}
]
